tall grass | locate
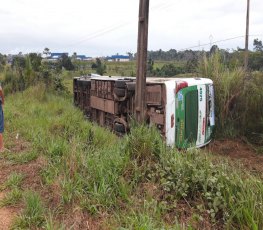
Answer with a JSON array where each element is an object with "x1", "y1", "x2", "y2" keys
[
  {"x1": 5, "y1": 85, "x2": 263, "y2": 229},
  {"x1": 199, "y1": 52, "x2": 263, "y2": 143}
]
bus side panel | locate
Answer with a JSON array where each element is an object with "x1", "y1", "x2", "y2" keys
[
  {"x1": 196, "y1": 85, "x2": 207, "y2": 146},
  {"x1": 164, "y1": 81, "x2": 176, "y2": 146}
]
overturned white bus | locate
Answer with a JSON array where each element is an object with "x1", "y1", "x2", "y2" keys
[{"x1": 73, "y1": 75, "x2": 215, "y2": 148}]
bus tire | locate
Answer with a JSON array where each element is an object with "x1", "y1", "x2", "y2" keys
[
  {"x1": 114, "y1": 88, "x2": 125, "y2": 97},
  {"x1": 126, "y1": 83, "x2": 135, "y2": 91},
  {"x1": 114, "y1": 80, "x2": 126, "y2": 88},
  {"x1": 114, "y1": 122, "x2": 125, "y2": 133}
]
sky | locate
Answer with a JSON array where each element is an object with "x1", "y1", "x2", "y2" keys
[{"x1": 0, "y1": 0, "x2": 262, "y2": 57}]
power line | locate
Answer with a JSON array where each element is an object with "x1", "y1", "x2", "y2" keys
[
  {"x1": 63, "y1": 1, "x2": 262, "y2": 53},
  {"x1": 65, "y1": 0, "x2": 175, "y2": 48},
  {"x1": 179, "y1": 34, "x2": 262, "y2": 51},
  {"x1": 67, "y1": 22, "x2": 130, "y2": 47}
]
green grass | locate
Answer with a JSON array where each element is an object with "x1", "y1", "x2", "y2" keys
[
  {"x1": 3, "y1": 85, "x2": 263, "y2": 229},
  {"x1": 5, "y1": 151, "x2": 38, "y2": 164},
  {"x1": 0, "y1": 172, "x2": 24, "y2": 208},
  {"x1": 44, "y1": 211, "x2": 65, "y2": 230},
  {"x1": 106, "y1": 61, "x2": 137, "y2": 76},
  {"x1": 1, "y1": 172, "x2": 24, "y2": 191},
  {"x1": 12, "y1": 191, "x2": 45, "y2": 229},
  {"x1": 0, "y1": 188, "x2": 22, "y2": 207},
  {"x1": 198, "y1": 52, "x2": 263, "y2": 143}
]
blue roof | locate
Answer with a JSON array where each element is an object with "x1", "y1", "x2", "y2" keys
[
  {"x1": 111, "y1": 55, "x2": 129, "y2": 59},
  {"x1": 49, "y1": 53, "x2": 68, "y2": 58},
  {"x1": 75, "y1": 55, "x2": 92, "y2": 60},
  {"x1": 76, "y1": 55, "x2": 86, "y2": 58}
]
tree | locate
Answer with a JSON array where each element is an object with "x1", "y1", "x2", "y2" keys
[
  {"x1": 253, "y1": 38, "x2": 263, "y2": 52},
  {"x1": 249, "y1": 52, "x2": 263, "y2": 70},
  {"x1": 12, "y1": 56, "x2": 26, "y2": 69},
  {"x1": 58, "y1": 54, "x2": 74, "y2": 71},
  {"x1": 72, "y1": 52, "x2": 77, "y2": 60},
  {"x1": 147, "y1": 58, "x2": 154, "y2": 76},
  {"x1": 210, "y1": 45, "x2": 219, "y2": 55},
  {"x1": 186, "y1": 56, "x2": 199, "y2": 73},
  {"x1": 43, "y1": 47, "x2": 51, "y2": 58},
  {"x1": 127, "y1": 52, "x2": 134, "y2": 60},
  {"x1": 29, "y1": 53, "x2": 42, "y2": 71},
  {"x1": 96, "y1": 58, "x2": 106, "y2": 75},
  {"x1": 92, "y1": 58, "x2": 106, "y2": 75},
  {"x1": 0, "y1": 53, "x2": 6, "y2": 71},
  {"x1": 154, "y1": 64, "x2": 184, "y2": 77}
]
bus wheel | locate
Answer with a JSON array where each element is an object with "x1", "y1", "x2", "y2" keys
[
  {"x1": 114, "y1": 122, "x2": 126, "y2": 133},
  {"x1": 114, "y1": 88, "x2": 125, "y2": 97},
  {"x1": 114, "y1": 80, "x2": 126, "y2": 88}
]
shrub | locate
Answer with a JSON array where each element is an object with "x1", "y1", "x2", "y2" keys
[{"x1": 199, "y1": 52, "x2": 263, "y2": 143}]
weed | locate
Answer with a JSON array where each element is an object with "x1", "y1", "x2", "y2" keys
[
  {"x1": 41, "y1": 164, "x2": 60, "y2": 185},
  {"x1": 199, "y1": 52, "x2": 263, "y2": 143},
  {"x1": 0, "y1": 188, "x2": 22, "y2": 207},
  {"x1": 44, "y1": 211, "x2": 65, "y2": 230},
  {"x1": 76, "y1": 144, "x2": 130, "y2": 212},
  {"x1": 125, "y1": 122, "x2": 164, "y2": 162},
  {"x1": 6, "y1": 151, "x2": 38, "y2": 164},
  {"x1": 60, "y1": 177, "x2": 76, "y2": 204},
  {"x1": 1, "y1": 172, "x2": 24, "y2": 190},
  {"x1": 157, "y1": 148, "x2": 263, "y2": 228},
  {"x1": 12, "y1": 191, "x2": 45, "y2": 229},
  {"x1": 4, "y1": 84, "x2": 263, "y2": 229},
  {"x1": 115, "y1": 199, "x2": 184, "y2": 230}
]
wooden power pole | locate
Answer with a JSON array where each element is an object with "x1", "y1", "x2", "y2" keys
[
  {"x1": 244, "y1": 0, "x2": 250, "y2": 72},
  {"x1": 135, "y1": 0, "x2": 150, "y2": 123}
]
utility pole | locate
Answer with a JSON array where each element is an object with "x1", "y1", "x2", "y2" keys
[
  {"x1": 135, "y1": 0, "x2": 150, "y2": 123},
  {"x1": 244, "y1": 0, "x2": 250, "y2": 72}
]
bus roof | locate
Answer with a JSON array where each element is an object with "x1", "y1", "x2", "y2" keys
[{"x1": 75, "y1": 75, "x2": 213, "y2": 85}]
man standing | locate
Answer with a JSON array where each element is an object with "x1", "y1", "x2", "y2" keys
[{"x1": 0, "y1": 83, "x2": 4, "y2": 151}]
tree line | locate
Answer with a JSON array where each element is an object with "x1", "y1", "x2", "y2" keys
[
  {"x1": 0, "y1": 38, "x2": 262, "y2": 88},
  {"x1": 144, "y1": 38, "x2": 263, "y2": 77}
]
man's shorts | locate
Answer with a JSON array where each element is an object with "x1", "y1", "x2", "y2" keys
[{"x1": 0, "y1": 103, "x2": 4, "y2": 133}]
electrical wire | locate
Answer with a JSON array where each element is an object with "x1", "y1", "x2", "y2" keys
[
  {"x1": 64, "y1": 1, "x2": 261, "y2": 53},
  {"x1": 179, "y1": 34, "x2": 262, "y2": 51},
  {"x1": 67, "y1": 22, "x2": 130, "y2": 47},
  {"x1": 65, "y1": 0, "x2": 176, "y2": 47}
]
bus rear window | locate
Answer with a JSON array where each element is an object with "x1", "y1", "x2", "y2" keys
[{"x1": 185, "y1": 90, "x2": 198, "y2": 143}]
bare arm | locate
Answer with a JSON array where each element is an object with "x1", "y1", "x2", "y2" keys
[{"x1": 0, "y1": 87, "x2": 4, "y2": 105}]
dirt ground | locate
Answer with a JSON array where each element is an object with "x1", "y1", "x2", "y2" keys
[
  {"x1": 207, "y1": 138, "x2": 263, "y2": 175},
  {"x1": 0, "y1": 137, "x2": 44, "y2": 230},
  {"x1": 0, "y1": 159, "x2": 19, "y2": 230},
  {"x1": 0, "y1": 157, "x2": 44, "y2": 229},
  {"x1": 0, "y1": 192, "x2": 15, "y2": 230},
  {"x1": 0, "y1": 138, "x2": 262, "y2": 229},
  {"x1": 0, "y1": 136, "x2": 102, "y2": 230}
]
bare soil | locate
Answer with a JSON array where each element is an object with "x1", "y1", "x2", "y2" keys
[
  {"x1": 0, "y1": 136, "x2": 44, "y2": 230},
  {"x1": 0, "y1": 192, "x2": 16, "y2": 230},
  {"x1": 207, "y1": 138, "x2": 263, "y2": 175},
  {"x1": 1, "y1": 137, "x2": 263, "y2": 229}
]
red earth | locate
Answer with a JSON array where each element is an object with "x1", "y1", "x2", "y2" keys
[{"x1": 1, "y1": 137, "x2": 262, "y2": 229}]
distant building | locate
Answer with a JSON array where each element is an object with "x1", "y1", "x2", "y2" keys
[
  {"x1": 106, "y1": 55, "x2": 130, "y2": 62},
  {"x1": 46, "y1": 52, "x2": 69, "y2": 60},
  {"x1": 76, "y1": 55, "x2": 92, "y2": 61}
]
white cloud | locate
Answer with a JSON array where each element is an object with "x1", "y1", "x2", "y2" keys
[{"x1": 0, "y1": 0, "x2": 262, "y2": 56}]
